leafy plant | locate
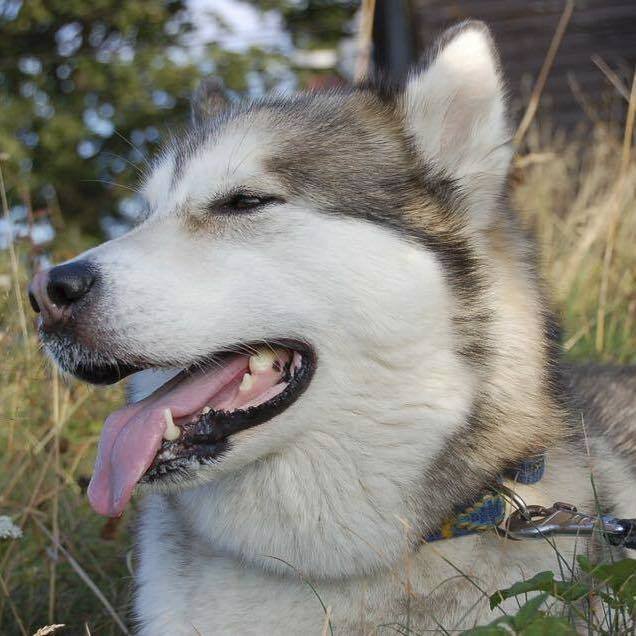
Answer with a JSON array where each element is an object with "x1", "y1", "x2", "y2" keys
[
  {"x1": 463, "y1": 558, "x2": 636, "y2": 635},
  {"x1": 464, "y1": 594, "x2": 576, "y2": 635}
]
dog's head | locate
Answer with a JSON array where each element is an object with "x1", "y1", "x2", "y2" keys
[{"x1": 30, "y1": 23, "x2": 513, "y2": 540}]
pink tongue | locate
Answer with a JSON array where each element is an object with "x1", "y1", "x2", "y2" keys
[{"x1": 87, "y1": 357, "x2": 248, "y2": 517}]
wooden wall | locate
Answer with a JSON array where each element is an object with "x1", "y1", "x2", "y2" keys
[{"x1": 381, "y1": 0, "x2": 636, "y2": 129}]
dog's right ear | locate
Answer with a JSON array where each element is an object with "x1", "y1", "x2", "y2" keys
[
  {"x1": 399, "y1": 21, "x2": 512, "y2": 230},
  {"x1": 191, "y1": 78, "x2": 229, "y2": 125}
]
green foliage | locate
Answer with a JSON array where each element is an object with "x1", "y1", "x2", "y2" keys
[
  {"x1": 465, "y1": 558, "x2": 636, "y2": 635},
  {"x1": 489, "y1": 571, "x2": 589, "y2": 609},
  {"x1": 0, "y1": 0, "x2": 199, "y2": 231},
  {"x1": 578, "y1": 555, "x2": 636, "y2": 613},
  {"x1": 0, "y1": 0, "x2": 356, "y2": 234},
  {"x1": 464, "y1": 594, "x2": 576, "y2": 635}
]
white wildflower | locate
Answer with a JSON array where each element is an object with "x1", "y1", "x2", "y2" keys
[
  {"x1": 33, "y1": 625, "x2": 66, "y2": 636},
  {"x1": 0, "y1": 515, "x2": 22, "y2": 540}
]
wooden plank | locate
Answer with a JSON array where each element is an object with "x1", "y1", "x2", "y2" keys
[{"x1": 407, "y1": 0, "x2": 636, "y2": 128}]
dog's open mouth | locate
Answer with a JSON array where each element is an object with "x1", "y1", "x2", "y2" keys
[{"x1": 87, "y1": 342, "x2": 315, "y2": 517}]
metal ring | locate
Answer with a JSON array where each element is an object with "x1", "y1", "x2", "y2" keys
[{"x1": 490, "y1": 483, "x2": 530, "y2": 519}]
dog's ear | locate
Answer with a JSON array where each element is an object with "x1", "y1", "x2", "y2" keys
[
  {"x1": 191, "y1": 78, "x2": 229, "y2": 125},
  {"x1": 399, "y1": 21, "x2": 512, "y2": 228}
]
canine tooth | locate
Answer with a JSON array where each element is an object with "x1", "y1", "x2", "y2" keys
[
  {"x1": 162, "y1": 408, "x2": 180, "y2": 441},
  {"x1": 201, "y1": 406, "x2": 211, "y2": 415},
  {"x1": 239, "y1": 373, "x2": 254, "y2": 392},
  {"x1": 249, "y1": 349, "x2": 277, "y2": 374}
]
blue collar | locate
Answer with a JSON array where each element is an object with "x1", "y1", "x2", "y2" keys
[
  {"x1": 503, "y1": 453, "x2": 546, "y2": 485},
  {"x1": 424, "y1": 454, "x2": 546, "y2": 543}
]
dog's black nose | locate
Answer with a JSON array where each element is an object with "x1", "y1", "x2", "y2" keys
[
  {"x1": 28, "y1": 261, "x2": 97, "y2": 325},
  {"x1": 47, "y1": 261, "x2": 96, "y2": 307}
]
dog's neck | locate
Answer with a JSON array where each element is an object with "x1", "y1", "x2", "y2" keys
[
  {"x1": 144, "y1": 332, "x2": 475, "y2": 579},
  {"x1": 161, "y1": 354, "x2": 565, "y2": 583}
]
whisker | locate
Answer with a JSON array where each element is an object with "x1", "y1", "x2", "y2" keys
[
  {"x1": 80, "y1": 179, "x2": 140, "y2": 194},
  {"x1": 113, "y1": 129, "x2": 151, "y2": 170},
  {"x1": 101, "y1": 151, "x2": 144, "y2": 177}
]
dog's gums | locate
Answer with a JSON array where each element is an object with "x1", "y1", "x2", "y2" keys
[{"x1": 87, "y1": 343, "x2": 315, "y2": 517}]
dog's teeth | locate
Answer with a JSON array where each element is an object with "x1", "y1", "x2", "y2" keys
[
  {"x1": 201, "y1": 406, "x2": 211, "y2": 415},
  {"x1": 248, "y1": 349, "x2": 277, "y2": 374},
  {"x1": 162, "y1": 408, "x2": 181, "y2": 441},
  {"x1": 239, "y1": 373, "x2": 254, "y2": 392}
]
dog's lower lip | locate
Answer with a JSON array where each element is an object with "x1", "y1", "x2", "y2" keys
[{"x1": 74, "y1": 360, "x2": 142, "y2": 385}]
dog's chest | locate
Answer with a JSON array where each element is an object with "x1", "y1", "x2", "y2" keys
[
  {"x1": 134, "y1": 497, "x2": 334, "y2": 634},
  {"x1": 136, "y1": 552, "x2": 326, "y2": 635},
  {"x1": 133, "y1": 497, "x2": 585, "y2": 636},
  {"x1": 134, "y1": 530, "x2": 399, "y2": 635}
]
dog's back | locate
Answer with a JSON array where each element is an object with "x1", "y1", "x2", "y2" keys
[{"x1": 568, "y1": 364, "x2": 636, "y2": 467}]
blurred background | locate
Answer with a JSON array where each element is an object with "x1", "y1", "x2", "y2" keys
[
  {"x1": 1, "y1": 0, "x2": 635, "y2": 252},
  {"x1": 0, "y1": 0, "x2": 361, "y2": 245},
  {"x1": 0, "y1": 1, "x2": 635, "y2": 634}
]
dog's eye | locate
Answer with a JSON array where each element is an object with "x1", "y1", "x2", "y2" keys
[{"x1": 221, "y1": 193, "x2": 282, "y2": 213}]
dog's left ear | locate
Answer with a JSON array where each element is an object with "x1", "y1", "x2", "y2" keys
[
  {"x1": 399, "y1": 21, "x2": 512, "y2": 229},
  {"x1": 191, "y1": 78, "x2": 230, "y2": 126}
]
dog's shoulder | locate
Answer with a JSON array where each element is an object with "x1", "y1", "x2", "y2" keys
[
  {"x1": 566, "y1": 363, "x2": 636, "y2": 466},
  {"x1": 563, "y1": 364, "x2": 636, "y2": 526}
]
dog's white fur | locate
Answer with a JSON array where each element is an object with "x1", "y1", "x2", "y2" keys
[{"x1": 46, "y1": 23, "x2": 634, "y2": 634}]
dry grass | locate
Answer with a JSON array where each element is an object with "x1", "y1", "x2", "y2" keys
[
  {"x1": 0, "y1": 123, "x2": 634, "y2": 633},
  {"x1": 1, "y1": 236, "x2": 129, "y2": 633},
  {"x1": 514, "y1": 123, "x2": 636, "y2": 364}
]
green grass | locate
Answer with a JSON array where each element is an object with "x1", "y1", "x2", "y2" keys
[{"x1": 0, "y1": 124, "x2": 635, "y2": 634}]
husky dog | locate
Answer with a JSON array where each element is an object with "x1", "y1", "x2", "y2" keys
[{"x1": 29, "y1": 21, "x2": 635, "y2": 635}]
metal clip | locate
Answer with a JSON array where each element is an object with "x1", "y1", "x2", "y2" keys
[{"x1": 502, "y1": 501, "x2": 635, "y2": 545}]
